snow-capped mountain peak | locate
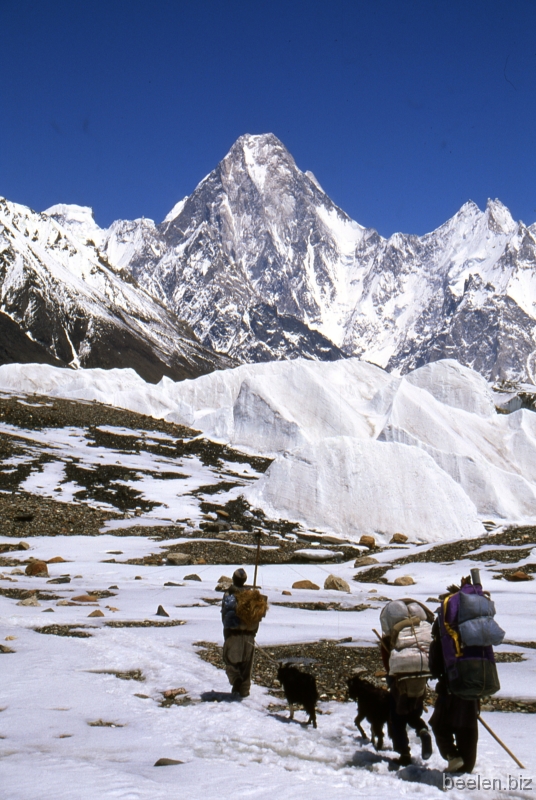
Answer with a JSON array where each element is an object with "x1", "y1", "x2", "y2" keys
[
  {"x1": 43, "y1": 203, "x2": 104, "y2": 247},
  {"x1": 2, "y1": 133, "x2": 536, "y2": 385}
]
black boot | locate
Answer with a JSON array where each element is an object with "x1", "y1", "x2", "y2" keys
[{"x1": 419, "y1": 728, "x2": 433, "y2": 760}]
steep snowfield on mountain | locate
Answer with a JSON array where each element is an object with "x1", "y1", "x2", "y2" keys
[
  {"x1": 0, "y1": 198, "x2": 236, "y2": 381},
  {"x1": 97, "y1": 133, "x2": 536, "y2": 383},
  {"x1": 2, "y1": 357, "x2": 536, "y2": 542}
]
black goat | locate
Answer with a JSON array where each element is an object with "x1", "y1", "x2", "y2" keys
[
  {"x1": 277, "y1": 664, "x2": 318, "y2": 728},
  {"x1": 347, "y1": 674, "x2": 391, "y2": 750}
]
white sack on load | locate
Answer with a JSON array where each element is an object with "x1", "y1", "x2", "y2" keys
[
  {"x1": 245, "y1": 436, "x2": 484, "y2": 544},
  {"x1": 389, "y1": 647, "x2": 430, "y2": 675},
  {"x1": 395, "y1": 621, "x2": 433, "y2": 651},
  {"x1": 380, "y1": 600, "x2": 428, "y2": 635}
]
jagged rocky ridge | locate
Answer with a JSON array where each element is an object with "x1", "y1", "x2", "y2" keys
[
  {"x1": 0, "y1": 199, "x2": 236, "y2": 382},
  {"x1": 101, "y1": 134, "x2": 536, "y2": 383},
  {"x1": 2, "y1": 133, "x2": 536, "y2": 383}
]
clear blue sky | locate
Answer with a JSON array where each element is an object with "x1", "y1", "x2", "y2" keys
[{"x1": 2, "y1": 0, "x2": 536, "y2": 237}]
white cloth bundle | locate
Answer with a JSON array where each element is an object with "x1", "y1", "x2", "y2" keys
[{"x1": 394, "y1": 620, "x2": 432, "y2": 651}]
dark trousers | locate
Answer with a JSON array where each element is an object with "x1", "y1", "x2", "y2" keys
[
  {"x1": 222, "y1": 630, "x2": 256, "y2": 696},
  {"x1": 430, "y1": 694, "x2": 478, "y2": 773},
  {"x1": 389, "y1": 691, "x2": 428, "y2": 755}
]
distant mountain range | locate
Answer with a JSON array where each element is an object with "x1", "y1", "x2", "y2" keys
[{"x1": 1, "y1": 133, "x2": 535, "y2": 384}]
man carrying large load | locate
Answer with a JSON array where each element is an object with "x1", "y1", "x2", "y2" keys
[
  {"x1": 429, "y1": 569, "x2": 504, "y2": 774},
  {"x1": 379, "y1": 598, "x2": 434, "y2": 766},
  {"x1": 221, "y1": 568, "x2": 268, "y2": 697}
]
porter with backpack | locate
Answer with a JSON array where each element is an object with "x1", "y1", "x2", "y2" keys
[
  {"x1": 379, "y1": 598, "x2": 434, "y2": 766},
  {"x1": 429, "y1": 570, "x2": 504, "y2": 774}
]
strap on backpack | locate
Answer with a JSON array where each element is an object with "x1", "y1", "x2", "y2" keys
[{"x1": 442, "y1": 595, "x2": 462, "y2": 657}]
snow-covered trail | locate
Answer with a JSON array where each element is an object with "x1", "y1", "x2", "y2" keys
[{"x1": 1, "y1": 531, "x2": 536, "y2": 800}]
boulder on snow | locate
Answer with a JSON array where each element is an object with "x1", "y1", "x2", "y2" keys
[
  {"x1": 292, "y1": 580, "x2": 320, "y2": 590},
  {"x1": 25, "y1": 560, "x2": 49, "y2": 577},
  {"x1": 324, "y1": 574, "x2": 350, "y2": 592},
  {"x1": 17, "y1": 596, "x2": 41, "y2": 606},
  {"x1": 504, "y1": 570, "x2": 533, "y2": 582},
  {"x1": 166, "y1": 553, "x2": 190, "y2": 566},
  {"x1": 156, "y1": 605, "x2": 170, "y2": 617},
  {"x1": 390, "y1": 533, "x2": 408, "y2": 544},
  {"x1": 215, "y1": 575, "x2": 233, "y2": 591},
  {"x1": 359, "y1": 535, "x2": 376, "y2": 548},
  {"x1": 354, "y1": 556, "x2": 378, "y2": 567},
  {"x1": 393, "y1": 576, "x2": 415, "y2": 586}
]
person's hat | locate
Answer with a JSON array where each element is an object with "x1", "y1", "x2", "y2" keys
[{"x1": 233, "y1": 568, "x2": 247, "y2": 586}]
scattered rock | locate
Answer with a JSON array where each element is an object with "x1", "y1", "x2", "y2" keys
[
  {"x1": 0, "y1": 644, "x2": 15, "y2": 653},
  {"x1": 164, "y1": 582, "x2": 183, "y2": 587},
  {"x1": 505, "y1": 570, "x2": 533, "y2": 582},
  {"x1": 215, "y1": 575, "x2": 232, "y2": 591},
  {"x1": 354, "y1": 556, "x2": 379, "y2": 567},
  {"x1": 134, "y1": 576, "x2": 142, "y2": 580},
  {"x1": 390, "y1": 533, "x2": 408, "y2": 544},
  {"x1": 292, "y1": 580, "x2": 320, "y2": 590},
  {"x1": 215, "y1": 533, "x2": 227, "y2": 540},
  {"x1": 25, "y1": 561, "x2": 49, "y2": 577},
  {"x1": 17, "y1": 596, "x2": 41, "y2": 606},
  {"x1": 282, "y1": 590, "x2": 292, "y2": 596},
  {"x1": 47, "y1": 556, "x2": 68, "y2": 564},
  {"x1": 88, "y1": 719, "x2": 123, "y2": 727},
  {"x1": 156, "y1": 605, "x2": 170, "y2": 617},
  {"x1": 47, "y1": 576, "x2": 71, "y2": 584},
  {"x1": 324, "y1": 574, "x2": 350, "y2": 593},
  {"x1": 106, "y1": 606, "x2": 119, "y2": 612},
  {"x1": 321, "y1": 535, "x2": 347, "y2": 545},
  {"x1": 427, "y1": 597, "x2": 440, "y2": 604},
  {"x1": 166, "y1": 553, "x2": 190, "y2": 566},
  {"x1": 11, "y1": 569, "x2": 24, "y2": 575},
  {"x1": 18, "y1": 541, "x2": 30, "y2": 550},
  {"x1": 184, "y1": 574, "x2": 201, "y2": 581},
  {"x1": 154, "y1": 758, "x2": 184, "y2": 767},
  {"x1": 162, "y1": 687, "x2": 187, "y2": 698},
  {"x1": 359, "y1": 535, "x2": 376, "y2": 548},
  {"x1": 393, "y1": 575, "x2": 415, "y2": 586},
  {"x1": 88, "y1": 610, "x2": 105, "y2": 618},
  {"x1": 5, "y1": 636, "x2": 16, "y2": 641},
  {"x1": 108, "y1": 585, "x2": 119, "y2": 589},
  {"x1": 216, "y1": 510, "x2": 229, "y2": 518},
  {"x1": 72, "y1": 595, "x2": 98, "y2": 603}
]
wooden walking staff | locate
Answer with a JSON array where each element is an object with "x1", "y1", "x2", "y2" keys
[
  {"x1": 477, "y1": 715, "x2": 525, "y2": 769},
  {"x1": 372, "y1": 628, "x2": 390, "y2": 654},
  {"x1": 253, "y1": 530, "x2": 262, "y2": 588}
]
